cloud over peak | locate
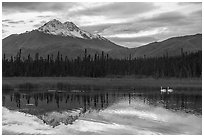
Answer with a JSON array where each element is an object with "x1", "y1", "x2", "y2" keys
[{"x1": 2, "y1": 2, "x2": 202, "y2": 48}]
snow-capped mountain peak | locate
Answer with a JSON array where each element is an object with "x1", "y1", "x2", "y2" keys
[
  {"x1": 37, "y1": 19, "x2": 106, "y2": 40},
  {"x1": 38, "y1": 19, "x2": 63, "y2": 30},
  {"x1": 48, "y1": 19, "x2": 62, "y2": 25},
  {"x1": 63, "y1": 21, "x2": 79, "y2": 31}
]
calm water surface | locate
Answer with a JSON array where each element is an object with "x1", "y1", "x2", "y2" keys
[{"x1": 2, "y1": 88, "x2": 202, "y2": 135}]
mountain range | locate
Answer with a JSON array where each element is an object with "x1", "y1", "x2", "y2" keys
[
  {"x1": 131, "y1": 33, "x2": 202, "y2": 58},
  {"x1": 2, "y1": 19, "x2": 202, "y2": 59}
]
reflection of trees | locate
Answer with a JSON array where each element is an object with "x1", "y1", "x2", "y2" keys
[
  {"x1": 129, "y1": 93, "x2": 131, "y2": 104},
  {"x1": 55, "y1": 93, "x2": 60, "y2": 108},
  {"x1": 106, "y1": 93, "x2": 109, "y2": 107},
  {"x1": 34, "y1": 94, "x2": 38, "y2": 107},
  {"x1": 4, "y1": 90, "x2": 202, "y2": 115},
  {"x1": 10, "y1": 94, "x2": 13, "y2": 102},
  {"x1": 65, "y1": 94, "x2": 69, "y2": 103},
  {"x1": 14, "y1": 92, "x2": 21, "y2": 108},
  {"x1": 2, "y1": 96, "x2": 5, "y2": 106},
  {"x1": 26, "y1": 95, "x2": 30, "y2": 104},
  {"x1": 141, "y1": 92, "x2": 201, "y2": 113}
]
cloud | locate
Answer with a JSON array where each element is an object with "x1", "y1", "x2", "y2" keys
[
  {"x1": 2, "y1": 29, "x2": 8, "y2": 33},
  {"x1": 71, "y1": 15, "x2": 131, "y2": 26},
  {"x1": 81, "y1": 23, "x2": 115, "y2": 34},
  {"x1": 141, "y1": 11, "x2": 190, "y2": 26},
  {"x1": 33, "y1": 24, "x2": 42, "y2": 28},
  {"x1": 32, "y1": 20, "x2": 47, "y2": 28},
  {"x1": 116, "y1": 41, "x2": 147, "y2": 48},
  {"x1": 69, "y1": 2, "x2": 157, "y2": 18},
  {"x1": 190, "y1": 9, "x2": 202, "y2": 16},
  {"x1": 2, "y1": 19, "x2": 12, "y2": 22},
  {"x1": 2, "y1": 2, "x2": 76, "y2": 13},
  {"x1": 2, "y1": 2, "x2": 202, "y2": 48},
  {"x1": 178, "y1": 2, "x2": 201, "y2": 6},
  {"x1": 37, "y1": 15, "x2": 52, "y2": 18},
  {"x1": 7, "y1": 20, "x2": 25, "y2": 24},
  {"x1": 109, "y1": 36, "x2": 158, "y2": 43},
  {"x1": 2, "y1": 24, "x2": 9, "y2": 27},
  {"x1": 3, "y1": 19, "x2": 25, "y2": 25},
  {"x1": 106, "y1": 27, "x2": 168, "y2": 38}
]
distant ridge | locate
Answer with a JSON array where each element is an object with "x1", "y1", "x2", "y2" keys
[
  {"x1": 2, "y1": 19, "x2": 202, "y2": 59},
  {"x1": 131, "y1": 33, "x2": 202, "y2": 58}
]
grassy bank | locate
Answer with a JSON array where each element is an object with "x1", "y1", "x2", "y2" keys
[{"x1": 2, "y1": 77, "x2": 202, "y2": 92}]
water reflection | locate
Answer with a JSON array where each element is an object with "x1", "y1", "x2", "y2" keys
[
  {"x1": 2, "y1": 89, "x2": 202, "y2": 134},
  {"x1": 3, "y1": 90, "x2": 201, "y2": 116}
]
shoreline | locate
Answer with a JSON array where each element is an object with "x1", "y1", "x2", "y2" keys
[{"x1": 2, "y1": 77, "x2": 202, "y2": 92}]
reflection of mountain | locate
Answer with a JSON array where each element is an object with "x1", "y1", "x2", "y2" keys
[
  {"x1": 38, "y1": 109, "x2": 83, "y2": 127},
  {"x1": 3, "y1": 91, "x2": 201, "y2": 117},
  {"x1": 4, "y1": 91, "x2": 120, "y2": 127},
  {"x1": 2, "y1": 90, "x2": 202, "y2": 127},
  {"x1": 2, "y1": 100, "x2": 202, "y2": 135},
  {"x1": 4, "y1": 91, "x2": 116, "y2": 115}
]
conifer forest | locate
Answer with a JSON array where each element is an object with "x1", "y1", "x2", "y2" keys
[{"x1": 3, "y1": 49, "x2": 202, "y2": 78}]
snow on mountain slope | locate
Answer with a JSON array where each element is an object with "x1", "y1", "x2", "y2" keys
[{"x1": 37, "y1": 19, "x2": 106, "y2": 40}]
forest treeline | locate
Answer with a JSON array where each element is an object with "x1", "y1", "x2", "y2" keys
[{"x1": 2, "y1": 49, "x2": 202, "y2": 78}]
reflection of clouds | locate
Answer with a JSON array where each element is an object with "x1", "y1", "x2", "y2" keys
[
  {"x1": 2, "y1": 99, "x2": 202, "y2": 134},
  {"x1": 84, "y1": 99, "x2": 202, "y2": 134}
]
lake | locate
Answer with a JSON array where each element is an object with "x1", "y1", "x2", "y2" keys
[{"x1": 2, "y1": 88, "x2": 202, "y2": 135}]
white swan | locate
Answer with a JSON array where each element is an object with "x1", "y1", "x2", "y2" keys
[
  {"x1": 160, "y1": 86, "x2": 166, "y2": 93},
  {"x1": 167, "y1": 87, "x2": 173, "y2": 93},
  {"x1": 25, "y1": 104, "x2": 34, "y2": 106}
]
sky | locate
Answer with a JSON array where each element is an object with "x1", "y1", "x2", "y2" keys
[{"x1": 2, "y1": 2, "x2": 202, "y2": 48}]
